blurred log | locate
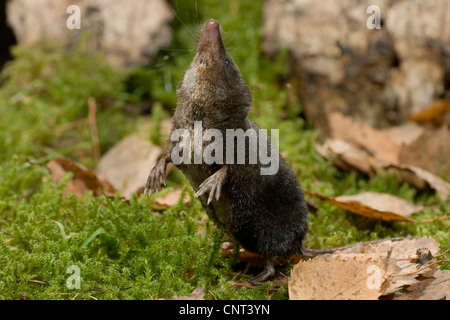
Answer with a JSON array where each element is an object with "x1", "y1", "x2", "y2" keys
[
  {"x1": 262, "y1": 0, "x2": 450, "y2": 133},
  {"x1": 6, "y1": 0, "x2": 174, "y2": 67}
]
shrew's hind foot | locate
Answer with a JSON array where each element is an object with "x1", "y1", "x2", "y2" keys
[{"x1": 246, "y1": 257, "x2": 277, "y2": 286}]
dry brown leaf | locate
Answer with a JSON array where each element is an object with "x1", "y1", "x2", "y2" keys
[
  {"x1": 409, "y1": 99, "x2": 450, "y2": 126},
  {"x1": 321, "y1": 113, "x2": 449, "y2": 199},
  {"x1": 289, "y1": 237, "x2": 445, "y2": 300},
  {"x1": 328, "y1": 112, "x2": 401, "y2": 165},
  {"x1": 152, "y1": 188, "x2": 191, "y2": 208},
  {"x1": 382, "y1": 164, "x2": 450, "y2": 201},
  {"x1": 316, "y1": 122, "x2": 424, "y2": 176},
  {"x1": 382, "y1": 121, "x2": 426, "y2": 146},
  {"x1": 315, "y1": 139, "x2": 377, "y2": 176},
  {"x1": 289, "y1": 253, "x2": 388, "y2": 300},
  {"x1": 95, "y1": 134, "x2": 162, "y2": 200},
  {"x1": 328, "y1": 114, "x2": 426, "y2": 166},
  {"x1": 316, "y1": 140, "x2": 450, "y2": 200},
  {"x1": 47, "y1": 157, "x2": 115, "y2": 198},
  {"x1": 398, "y1": 125, "x2": 450, "y2": 178},
  {"x1": 413, "y1": 270, "x2": 450, "y2": 300},
  {"x1": 335, "y1": 192, "x2": 423, "y2": 221},
  {"x1": 165, "y1": 285, "x2": 205, "y2": 300},
  {"x1": 336, "y1": 237, "x2": 440, "y2": 257},
  {"x1": 304, "y1": 190, "x2": 420, "y2": 222},
  {"x1": 336, "y1": 236, "x2": 442, "y2": 295},
  {"x1": 387, "y1": 270, "x2": 450, "y2": 300}
]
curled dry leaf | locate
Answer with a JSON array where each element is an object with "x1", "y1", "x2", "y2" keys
[
  {"x1": 336, "y1": 236, "x2": 442, "y2": 295},
  {"x1": 320, "y1": 112, "x2": 450, "y2": 200},
  {"x1": 151, "y1": 188, "x2": 191, "y2": 209},
  {"x1": 95, "y1": 134, "x2": 162, "y2": 200},
  {"x1": 397, "y1": 125, "x2": 449, "y2": 178},
  {"x1": 304, "y1": 190, "x2": 421, "y2": 222},
  {"x1": 289, "y1": 236, "x2": 447, "y2": 300},
  {"x1": 328, "y1": 112, "x2": 403, "y2": 165},
  {"x1": 316, "y1": 139, "x2": 450, "y2": 200},
  {"x1": 47, "y1": 157, "x2": 115, "y2": 198},
  {"x1": 328, "y1": 112, "x2": 426, "y2": 166},
  {"x1": 409, "y1": 99, "x2": 450, "y2": 127},
  {"x1": 382, "y1": 164, "x2": 450, "y2": 201},
  {"x1": 315, "y1": 139, "x2": 377, "y2": 176},
  {"x1": 409, "y1": 270, "x2": 450, "y2": 300},
  {"x1": 382, "y1": 122, "x2": 427, "y2": 146},
  {"x1": 163, "y1": 285, "x2": 205, "y2": 300},
  {"x1": 289, "y1": 253, "x2": 388, "y2": 300}
]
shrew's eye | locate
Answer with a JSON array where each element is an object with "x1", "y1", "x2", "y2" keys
[{"x1": 225, "y1": 60, "x2": 230, "y2": 68}]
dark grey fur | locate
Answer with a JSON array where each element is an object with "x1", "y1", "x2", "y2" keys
[{"x1": 145, "y1": 19, "x2": 308, "y2": 285}]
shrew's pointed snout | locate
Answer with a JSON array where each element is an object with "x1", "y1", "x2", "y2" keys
[
  {"x1": 198, "y1": 19, "x2": 224, "y2": 53},
  {"x1": 204, "y1": 19, "x2": 219, "y2": 33}
]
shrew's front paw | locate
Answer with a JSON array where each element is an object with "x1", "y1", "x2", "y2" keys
[
  {"x1": 144, "y1": 156, "x2": 169, "y2": 195},
  {"x1": 194, "y1": 167, "x2": 227, "y2": 205}
]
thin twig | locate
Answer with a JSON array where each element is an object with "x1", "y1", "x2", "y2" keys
[
  {"x1": 434, "y1": 249, "x2": 450, "y2": 258},
  {"x1": 420, "y1": 215, "x2": 450, "y2": 223},
  {"x1": 398, "y1": 248, "x2": 450, "y2": 261},
  {"x1": 28, "y1": 279, "x2": 46, "y2": 285},
  {"x1": 88, "y1": 97, "x2": 101, "y2": 160},
  {"x1": 230, "y1": 282, "x2": 254, "y2": 289},
  {"x1": 389, "y1": 259, "x2": 448, "y2": 278},
  {"x1": 208, "y1": 289, "x2": 218, "y2": 300}
]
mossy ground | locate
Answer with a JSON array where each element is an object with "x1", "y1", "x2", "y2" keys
[{"x1": 0, "y1": 1, "x2": 448, "y2": 300}]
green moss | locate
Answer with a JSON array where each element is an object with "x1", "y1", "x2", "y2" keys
[{"x1": 0, "y1": 0, "x2": 448, "y2": 300}]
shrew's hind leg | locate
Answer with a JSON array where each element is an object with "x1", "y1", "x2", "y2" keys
[{"x1": 247, "y1": 256, "x2": 277, "y2": 286}]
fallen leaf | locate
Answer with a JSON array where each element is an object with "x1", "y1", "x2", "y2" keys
[
  {"x1": 315, "y1": 139, "x2": 377, "y2": 176},
  {"x1": 335, "y1": 192, "x2": 423, "y2": 221},
  {"x1": 289, "y1": 237, "x2": 445, "y2": 300},
  {"x1": 47, "y1": 157, "x2": 115, "y2": 198},
  {"x1": 413, "y1": 270, "x2": 450, "y2": 300},
  {"x1": 304, "y1": 190, "x2": 421, "y2": 222},
  {"x1": 320, "y1": 113, "x2": 449, "y2": 199},
  {"x1": 316, "y1": 141, "x2": 450, "y2": 200},
  {"x1": 328, "y1": 112, "x2": 402, "y2": 165},
  {"x1": 335, "y1": 236, "x2": 442, "y2": 295},
  {"x1": 409, "y1": 99, "x2": 450, "y2": 126},
  {"x1": 289, "y1": 253, "x2": 388, "y2": 300},
  {"x1": 382, "y1": 121, "x2": 425, "y2": 146},
  {"x1": 382, "y1": 164, "x2": 450, "y2": 201},
  {"x1": 387, "y1": 270, "x2": 450, "y2": 300},
  {"x1": 165, "y1": 285, "x2": 205, "y2": 300},
  {"x1": 95, "y1": 134, "x2": 162, "y2": 200},
  {"x1": 152, "y1": 188, "x2": 191, "y2": 208},
  {"x1": 328, "y1": 113, "x2": 425, "y2": 165},
  {"x1": 398, "y1": 125, "x2": 449, "y2": 178}
]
